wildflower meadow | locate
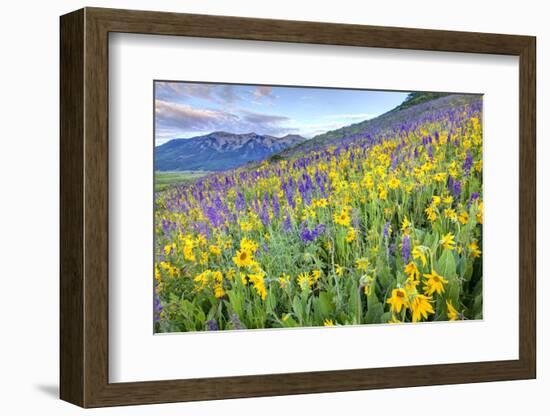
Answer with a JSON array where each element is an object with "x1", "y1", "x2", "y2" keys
[{"x1": 154, "y1": 92, "x2": 483, "y2": 333}]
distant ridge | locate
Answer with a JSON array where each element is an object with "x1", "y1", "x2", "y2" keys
[{"x1": 155, "y1": 131, "x2": 306, "y2": 171}]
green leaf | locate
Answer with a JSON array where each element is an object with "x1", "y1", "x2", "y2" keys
[
  {"x1": 292, "y1": 296, "x2": 303, "y2": 324},
  {"x1": 280, "y1": 316, "x2": 298, "y2": 328},
  {"x1": 438, "y1": 249, "x2": 460, "y2": 305},
  {"x1": 437, "y1": 249, "x2": 457, "y2": 279},
  {"x1": 365, "y1": 303, "x2": 384, "y2": 324},
  {"x1": 318, "y1": 291, "x2": 336, "y2": 317}
]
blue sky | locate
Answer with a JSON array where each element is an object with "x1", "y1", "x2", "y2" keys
[{"x1": 154, "y1": 81, "x2": 409, "y2": 146}]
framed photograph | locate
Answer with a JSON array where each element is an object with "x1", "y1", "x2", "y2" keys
[{"x1": 60, "y1": 7, "x2": 536, "y2": 408}]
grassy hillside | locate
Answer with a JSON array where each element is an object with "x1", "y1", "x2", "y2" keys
[
  {"x1": 278, "y1": 93, "x2": 480, "y2": 159},
  {"x1": 154, "y1": 171, "x2": 210, "y2": 192}
]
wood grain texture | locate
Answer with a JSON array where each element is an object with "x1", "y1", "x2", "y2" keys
[
  {"x1": 59, "y1": 7, "x2": 537, "y2": 408},
  {"x1": 59, "y1": 8, "x2": 84, "y2": 407}
]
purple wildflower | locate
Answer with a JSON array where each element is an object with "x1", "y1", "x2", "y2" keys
[
  {"x1": 230, "y1": 314, "x2": 246, "y2": 330},
  {"x1": 467, "y1": 192, "x2": 480, "y2": 208},
  {"x1": 299, "y1": 222, "x2": 325, "y2": 243},
  {"x1": 206, "y1": 319, "x2": 219, "y2": 331},
  {"x1": 235, "y1": 191, "x2": 246, "y2": 212},
  {"x1": 453, "y1": 180, "x2": 462, "y2": 198},
  {"x1": 463, "y1": 150, "x2": 473, "y2": 174},
  {"x1": 272, "y1": 194, "x2": 280, "y2": 219},
  {"x1": 154, "y1": 293, "x2": 163, "y2": 323},
  {"x1": 283, "y1": 212, "x2": 292, "y2": 232},
  {"x1": 401, "y1": 235, "x2": 411, "y2": 263},
  {"x1": 383, "y1": 221, "x2": 391, "y2": 239}
]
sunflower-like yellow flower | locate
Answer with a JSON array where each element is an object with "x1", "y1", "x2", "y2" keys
[
  {"x1": 345, "y1": 227, "x2": 357, "y2": 242},
  {"x1": 333, "y1": 209, "x2": 351, "y2": 226},
  {"x1": 278, "y1": 274, "x2": 291, "y2": 289},
  {"x1": 411, "y1": 295, "x2": 435, "y2": 322},
  {"x1": 164, "y1": 243, "x2": 175, "y2": 255},
  {"x1": 239, "y1": 221, "x2": 253, "y2": 232},
  {"x1": 401, "y1": 216, "x2": 411, "y2": 231},
  {"x1": 378, "y1": 186, "x2": 388, "y2": 200},
  {"x1": 423, "y1": 270, "x2": 448, "y2": 295},
  {"x1": 214, "y1": 283, "x2": 226, "y2": 298},
  {"x1": 240, "y1": 238, "x2": 258, "y2": 253},
  {"x1": 183, "y1": 244, "x2": 196, "y2": 262},
  {"x1": 446, "y1": 300, "x2": 460, "y2": 321},
  {"x1": 209, "y1": 245, "x2": 222, "y2": 256},
  {"x1": 439, "y1": 232, "x2": 456, "y2": 250},
  {"x1": 297, "y1": 272, "x2": 313, "y2": 289},
  {"x1": 425, "y1": 205, "x2": 437, "y2": 222},
  {"x1": 477, "y1": 201, "x2": 483, "y2": 224},
  {"x1": 323, "y1": 319, "x2": 335, "y2": 326},
  {"x1": 412, "y1": 246, "x2": 427, "y2": 267},
  {"x1": 248, "y1": 272, "x2": 267, "y2": 300},
  {"x1": 356, "y1": 257, "x2": 370, "y2": 272},
  {"x1": 233, "y1": 248, "x2": 253, "y2": 267},
  {"x1": 468, "y1": 240, "x2": 482, "y2": 258},
  {"x1": 386, "y1": 288, "x2": 409, "y2": 314},
  {"x1": 444, "y1": 208, "x2": 457, "y2": 221},
  {"x1": 458, "y1": 211, "x2": 469, "y2": 225},
  {"x1": 388, "y1": 177, "x2": 400, "y2": 189},
  {"x1": 404, "y1": 261, "x2": 420, "y2": 280},
  {"x1": 312, "y1": 270, "x2": 322, "y2": 281}
]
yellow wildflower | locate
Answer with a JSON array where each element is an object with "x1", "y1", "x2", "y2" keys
[
  {"x1": 411, "y1": 295, "x2": 435, "y2": 322},
  {"x1": 388, "y1": 177, "x2": 400, "y2": 189},
  {"x1": 386, "y1": 288, "x2": 409, "y2": 314},
  {"x1": 468, "y1": 240, "x2": 482, "y2": 258},
  {"x1": 440, "y1": 232, "x2": 456, "y2": 250},
  {"x1": 240, "y1": 238, "x2": 258, "y2": 253},
  {"x1": 412, "y1": 246, "x2": 427, "y2": 267},
  {"x1": 297, "y1": 272, "x2": 313, "y2": 289},
  {"x1": 345, "y1": 227, "x2": 357, "y2": 243},
  {"x1": 425, "y1": 205, "x2": 437, "y2": 222},
  {"x1": 233, "y1": 248, "x2": 253, "y2": 267},
  {"x1": 278, "y1": 274, "x2": 291, "y2": 289},
  {"x1": 458, "y1": 211, "x2": 469, "y2": 225},
  {"x1": 356, "y1": 257, "x2": 370, "y2": 272},
  {"x1": 401, "y1": 217, "x2": 411, "y2": 231},
  {"x1": 423, "y1": 270, "x2": 448, "y2": 295},
  {"x1": 214, "y1": 283, "x2": 226, "y2": 298},
  {"x1": 446, "y1": 300, "x2": 460, "y2": 321},
  {"x1": 312, "y1": 270, "x2": 322, "y2": 281},
  {"x1": 333, "y1": 210, "x2": 351, "y2": 226},
  {"x1": 404, "y1": 262, "x2": 420, "y2": 280},
  {"x1": 209, "y1": 245, "x2": 222, "y2": 256},
  {"x1": 248, "y1": 272, "x2": 267, "y2": 300},
  {"x1": 477, "y1": 202, "x2": 483, "y2": 224}
]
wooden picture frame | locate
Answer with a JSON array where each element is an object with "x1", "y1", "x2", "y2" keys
[{"x1": 60, "y1": 7, "x2": 536, "y2": 408}]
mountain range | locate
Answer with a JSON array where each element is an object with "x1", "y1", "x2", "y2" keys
[{"x1": 155, "y1": 132, "x2": 306, "y2": 171}]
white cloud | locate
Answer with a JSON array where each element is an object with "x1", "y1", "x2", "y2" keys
[{"x1": 155, "y1": 100, "x2": 298, "y2": 143}]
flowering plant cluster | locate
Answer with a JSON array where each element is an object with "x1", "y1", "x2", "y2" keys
[{"x1": 154, "y1": 99, "x2": 483, "y2": 332}]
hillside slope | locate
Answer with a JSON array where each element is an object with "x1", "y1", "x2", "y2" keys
[{"x1": 278, "y1": 93, "x2": 481, "y2": 158}]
